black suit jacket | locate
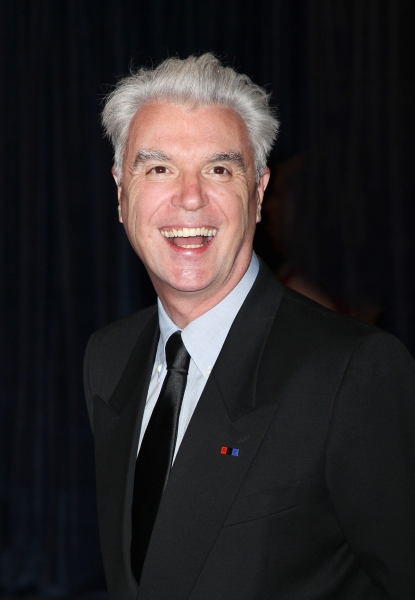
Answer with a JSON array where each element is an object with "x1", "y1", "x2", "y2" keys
[{"x1": 84, "y1": 262, "x2": 415, "y2": 599}]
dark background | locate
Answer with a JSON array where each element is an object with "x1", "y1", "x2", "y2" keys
[{"x1": 1, "y1": 0, "x2": 414, "y2": 595}]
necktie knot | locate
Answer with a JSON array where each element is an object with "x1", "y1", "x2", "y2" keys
[{"x1": 165, "y1": 331, "x2": 190, "y2": 372}]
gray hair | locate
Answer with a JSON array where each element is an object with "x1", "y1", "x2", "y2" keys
[{"x1": 102, "y1": 53, "x2": 279, "y2": 183}]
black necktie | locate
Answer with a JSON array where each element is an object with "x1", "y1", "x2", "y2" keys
[{"x1": 131, "y1": 331, "x2": 190, "y2": 584}]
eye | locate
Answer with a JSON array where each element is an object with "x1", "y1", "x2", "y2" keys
[
  {"x1": 149, "y1": 165, "x2": 168, "y2": 174},
  {"x1": 211, "y1": 166, "x2": 230, "y2": 175}
]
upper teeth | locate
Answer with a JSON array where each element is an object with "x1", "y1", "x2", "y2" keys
[{"x1": 161, "y1": 227, "x2": 217, "y2": 238}]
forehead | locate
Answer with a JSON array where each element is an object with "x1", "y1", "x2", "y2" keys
[{"x1": 125, "y1": 101, "x2": 253, "y2": 162}]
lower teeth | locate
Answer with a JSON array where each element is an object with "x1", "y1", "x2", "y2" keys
[{"x1": 172, "y1": 237, "x2": 212, "y2": 248}]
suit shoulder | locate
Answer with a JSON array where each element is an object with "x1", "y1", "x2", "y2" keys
[
  {"x1": 84, "y1": 304, "x2": 158, "y2": 404},
  {"x1": 85, "y1": 304, "x2": 157, "y2": 378},
  {"x1": 265, "y1": 285, "x2": 415, "y2": 414},
  {"x1": 87, "y1": 304, "x2": 157, "y2": 353},
  {"x1": 277, "y1": 285, "x2": 403, "y2": 354}
]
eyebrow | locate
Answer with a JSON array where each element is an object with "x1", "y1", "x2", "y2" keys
[
  {"x1": 132, "y1": 150, "x2": 172, "y2": 169},
  {"x1": 132, "y1": 150, "x2": 246, "y2": 171},
  {"x1": 206, "y1": 152, "x2": 246, "y2": 171}
]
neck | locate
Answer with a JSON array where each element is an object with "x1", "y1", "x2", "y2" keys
[{"x1": 153, "y1": 258, "x2": 252, "y2": 329}]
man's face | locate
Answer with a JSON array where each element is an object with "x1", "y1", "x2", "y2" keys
[{"x1": 115, "y1": 102, "x2": 269, "y2": 304}]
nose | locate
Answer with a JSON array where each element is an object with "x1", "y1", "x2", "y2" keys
[{"x1": 171, "y1": 173, "x2": 208, "y2": 211}]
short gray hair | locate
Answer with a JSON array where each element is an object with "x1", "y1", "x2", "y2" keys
[{"x1": 102, "y1": 53, "x2": 279, "y2": 182}]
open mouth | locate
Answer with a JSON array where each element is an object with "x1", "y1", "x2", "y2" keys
[{"x1": 160, "y1": 227, "x2": 217, "y2": 248}]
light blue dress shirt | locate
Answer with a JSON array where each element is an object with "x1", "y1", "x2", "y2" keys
[{"x1": 138, "y1": 253, "x2": 259, "y2": 461}]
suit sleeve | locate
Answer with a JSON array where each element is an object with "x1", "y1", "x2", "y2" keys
[{"x1": 326, "y1": 332, "x2": 415, "y2": 598}]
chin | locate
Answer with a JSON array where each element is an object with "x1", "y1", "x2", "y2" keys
[
  {"x1": 168, "y1": 279, "x2": 213, "y2": 294},
  {"x1": 162, "y1": 270, "x2": 217, "y2": 294}
]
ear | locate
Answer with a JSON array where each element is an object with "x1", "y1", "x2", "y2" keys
[
  {"x1": 112, "y1": 167, "x2": 123, "y2": 223},
  {"x1": 255, "y1": 167, "x2": 270, "y2": 223}
]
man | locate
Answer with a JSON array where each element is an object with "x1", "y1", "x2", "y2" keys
[{"x1": 84, "y1": 54, "x2": 415, "y2": 599}]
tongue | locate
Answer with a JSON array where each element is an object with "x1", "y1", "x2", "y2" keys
[{"x1": 173, "y1": 236, "x2": 207, "y2": 246}]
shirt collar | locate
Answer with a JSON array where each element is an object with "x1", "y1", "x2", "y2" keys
[{"x1": 157, "y1": 252, "x2": 259, "y2": 378}]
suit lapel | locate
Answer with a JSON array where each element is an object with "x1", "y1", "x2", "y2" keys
[
  {"x1": 108, "y1": 309, "x2": 159, "y2": 415},
  {"x1": 93, "y1": 311, "x2": 159, "y2": 595},
  {"x1": 138, "y1": 264, "x2": 284, "y2": 600}
]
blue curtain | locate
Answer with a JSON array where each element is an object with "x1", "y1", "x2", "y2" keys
[{"x1": 0, "y1": 0, "x2": 413, "y2": 594}]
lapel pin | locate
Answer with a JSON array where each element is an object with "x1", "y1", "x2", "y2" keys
[{"x1": 220, "y1": 446, "x2": 239, "y2": 456}]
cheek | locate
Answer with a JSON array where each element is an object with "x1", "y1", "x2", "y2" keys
[
  {"x1": 211, "y1": 184, "x2": 251, "y2": 222},
  {"x1": 226, "y1": 195, "x2": 254, "y2": 231},
  {"x1": 124, "y1": 185, "x2": 164, "y2": 224}
]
